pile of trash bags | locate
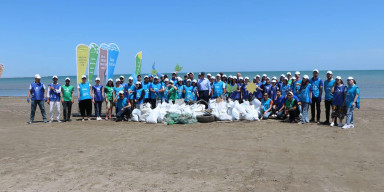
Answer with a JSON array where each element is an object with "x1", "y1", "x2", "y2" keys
[
  {"x1": 132, "y1": 102, "x2": 205, "y2": 125},
  {"x1": 209, "y1": 99, "x2": 261, "y2": 121},
  {"x1": 132, "y1": 99, "x2": 261, "y2": 125}
]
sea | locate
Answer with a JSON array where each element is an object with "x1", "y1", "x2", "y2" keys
[{"x1": 0, "y1": 70, "x2": 383, "y2": 98}]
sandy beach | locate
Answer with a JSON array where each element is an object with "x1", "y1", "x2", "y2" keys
[{"x1": 0, "y1": 97, "x2": 383, "y2": 191}]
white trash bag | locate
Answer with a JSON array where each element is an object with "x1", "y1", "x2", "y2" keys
[{"x1": 131, "y1": 109, "x2": 141, "y2": 122}]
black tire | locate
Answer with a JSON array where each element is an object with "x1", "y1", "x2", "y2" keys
[{"x1": 196, "y1": 115, "x2": 215, "y2": 123}]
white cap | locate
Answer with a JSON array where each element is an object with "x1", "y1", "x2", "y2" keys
[
  {"x1": 280, "y1": 74, "x2": 285, "y2": 77},
  {"x1": 65, "y1": 77, "x2": 70, "y2": 81},
  {"x1": 178, "y1": 77, "x2": 183, "y2": 81},
  {"x1": 272, "y1": 79, "x2": 277, "y2": 83},
  {"x1": 272, "y1": 76, "x2": 277, "y2": 80},
  {"x1": 144, "y1": 75, "x2": 149, "y2": 78},
  {"x1": 245, "y1": 76, "x2": 249, "y2": 80},
  {"x1": 154, "y1": 76, "x2": 159, "y2": 79},
  {"x1": 216, "y1": 73, "x2": 220, "y2": 77},
  {"x1": 95, "y1": 77, "x2": 100, "y2": 81},
  {"x1": 292, "y1": 77, "x2": 296, "y2": 80},
  {"x1": 207, "y1": 73, "x2": 211, "y2": 76},
  {"x1": 266, "y1": 76, "x2": 270, "y2": 80},
  {"x1": 262, "y1": 74, "x2": 267, "y2": 77},
  {"x1": 136, "y1": 81, "x2": 141, "y2": 84},
  {"x1": 327, "y1": 71, "x2": 333, "y2": 74},
  {"x1": 187, "y1": 79, "x2": 191, "y2": 82},
  {"x1": 120, "y1": 75, "x2": 124, "y2": 79},
  {"x1": 35, "y1": 74, "x2": 41, "y2": 79},
  {"x1": 52, "y1": 75, "x2": 58, "y2": 79},
  {"x1": 164, "y1": 78, "x2": 169, "y2": 82},
  {"x1": 336, "y1": 76, "x2": 342, "y2": 80},
  {"x1": 284, "y1": 77, "x2": 288, "y2": 80},
  {"x1": 256, "y1": 75, "x2": 260, "y2": 78},
  {"x1": 128, "y1": 76, "x2": 133, "y2": 80},
  {"x1": 189, "y1": 72, "x2": 194, "y2": 75},
  {"x1": 229, "y1": 75, "x2": 233, "y2": 78},
  {"x1": 223, "y1": 74, "x2": 227, "y2": 77},
  {"x1": 118, "y1": 90, "x2": 124, "y2": 94},
  {"x1": 115, "y1": 78, "x2": 120, "y2": 82},
  {"x1": 295, "y1": 71, "x2": 300, "y2": 75},
  {"x1": 287, "y1": 72, "x2": 291, "y2": 75},
  {"x1": 108, "y1": 78, "x2": 113, "y2": 82},
  {"x1": 303, "y1": 75, "x2": 309, "y2": 79},
  {"x1": 347, "y1": 76, "x2": 354, "y2": 80},
  {"x1": 81, "y1": 75, "x2": 86, "y2": 79},
  {"x1": 192, "y1": 79, "x2": 197, "y2": 83},
  {"x1": 211, "y1": 76, "x2": 216, "y2": 80},
  {"x1": 239, "y1": 77, "x2": 243, "y2": 80},
  {"x1": 287, "y1": 91, "x2": 293, "y2": 95},
  {"x1": 313, "y1": 69, "x2": 319, "y2": 73}
]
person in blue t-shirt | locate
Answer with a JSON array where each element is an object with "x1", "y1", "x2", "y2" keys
[
  {"x1": 134, "y1": 82, "x2": 146, "y2": 110},
  {"x1": 176, "y1": 77, "x2": 184, "y2": 99},
  {"x1": 119, "y1": 76, "x2": 126, "y2": 89},
  {"x1": 241, "y1": 77, "x2": 251, "y2": 101},
  {"x1": 260, "y1": 77, "x2": 272, "y2": 98},
  {"x1": 183, "y1": 79, "x2": 195, "y2": 104},
  {"x1": 229, "y1": 78, "x2": 242, "y2": 101},
  {"x1": 92, "y1": 77, "x2": 104, "y2": 121},
  {"x1": 260, "y1": 92, "x2": 273, "y2": 119},
  {"x1": 280, "y1": 78, "x2": 290, "y2": 97},
  {"x1": 115, "y1": 91, "x2": 132, "y2": 122},
  {"x1": 342, "y1": 77, "x2": 360, "y2": 129},
  {"x1": 254, "y1": 75, "x2": 263, "y2": 101},
  {"x1": 192, "y1": 79, "x2": 199, "y2": 101},
  {"x1": 78, "y1": 75, "x2": 93, "y2": 121},
  {"x1": 113, "y1": 79, "x2": 124, "y2": 115},
  {"x1": 309, "y1": 69, "x2": 323, "y2": 123},
  {"x1": 272, "y1": 90, "x2": 285, "y2": 118},
  {"x1": 47, "y1": 75, "x2": 61, "y2": 123},
  {"x1": 125, "y1": 77, "x2": 135, "y2": 107},
  {"x1": 269, "y1": 79, "x2": 280, "y2": 101},
  {"x1": 142, "y1": 76, "x2": 151, "y2": 104},
  {"x1": 323, "y1": 71, "x2": 335, "y2": 125},
  {"x1": 212, "y1": 74, "x2": 226, "y2": 99},
  {"x1": 298, "y1": 75, "x2": 312, "y2": 124},
  {"x1": 149, "y1": 76, "x2": 164, "y2": 108},
  {"x1": 27, "y1": 74, "x2": 47, "y2": 124},
  {"x1": 330, "y1": 76, "x2": 346, "y2": 127}
]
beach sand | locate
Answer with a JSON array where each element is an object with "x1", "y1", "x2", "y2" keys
[{"x1": 0, "y1": 97, "x2": 383, "y2": 191}]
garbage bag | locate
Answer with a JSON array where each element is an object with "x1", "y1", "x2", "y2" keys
[{"x1": 131, "y1": 109, "x2": 141, "y2": 122}]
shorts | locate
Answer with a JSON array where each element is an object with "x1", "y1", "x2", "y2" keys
[{"x1": 106, "y1": 100, "x2": 114, "y2": 108}]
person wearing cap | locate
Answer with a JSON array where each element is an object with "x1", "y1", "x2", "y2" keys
[
  {"x1": 176, "y1": 77, "x2": 184, "y2": 99},
  {"x1": 309, "y1": 69, "x2": 324, "y2": 123},
  {"x1": 197, "y1": 72, "x2": 211, "y2": 108},
  {"x1": 133, "y1": 82, "x2": 145, "y2": 110},
  {"x1": 161, "y1": 78, "x2": 170, "y2": 103},
  {"x1": 171, "y1": 72, "x2": 178, "y2": 85},
  {"x1": 212, "y1": 74, "x2": 226, "y2": 99},
  {"x1": 27, "y1": 74, "x2": 48, "y2": 124},
  {"x1": 261, "y1": 77, "x2": 272, "y2": 97},
  {"x1": 295, "y1": 71, "x2": 301, "y2": 82},
  {"x1": 207, "y1": 73, "x2": 212, "y2": 80},
  {"x1": 282, "y1": 91, "x2": 299, "y2": 123},
  {"x1": 115, "y1": 90, "x2": 132, "y2": 122},
  {"x1": 286, "y1": 72, "x2": 292, "y2": 85},
  {"x1": 323, "y1": 71, "x2": 335, "y2": 125},
  {"x1": 78, "y1": 75, "x2": 93, "y2": 121},
  {"x1": 253, "y1": 75, "x2": 263, "y2": 101},
  {"x1": 222, "y1": 74, "x2": 228, "y2": 84},
  {"x1": 142, "y1": 76, "x2": 151, "y2": 104},
  {"x1": 343, "y1": 77, "x2": 360, "y2": 129},
  {"x1": 104, "y1": 79, "x2": 114, "y2": 120},
  {"x1": 137, "y1": 74, "x2": 142, "y2": 82},
  {"x1": 298, "y1": 75, "x2": 312, "y2": 124},
  {"x1": 280, "y1": 77, "x2": 290, "y2": 97},
  {"x1": 278, "y1": 74, "x2": 285, "y2": 89},
  {"x1": 148, "y1": 75, "x2": 153, "y2": 84},
  {"x1": 191, "y1": 79, "x2": 199, "y2": 101},
  {"x1": 241, "y1": 77, "x2": 251, "y2": 101},
  {"x1": 188, "y1": 72, "x2": 194, "y2": 80},
  {"x1": 166, "y1": 81, "x2": 178, "y2": 104},
  {"x1": 149, "y1": 76, "x2": 164, "y2": 108},
  {"x1": 92, "y1": 77, "x2": 104, "y2": 121},
  {"x1": 125, "y1": 77, "x2": 135, "y2": 108},
  {"x1": 272, "y1": 89, "x2": 285, "y2": 119},
  {"x1": 330, "y1": 76, "x2": 346, "y2": 127},
  {"x1": 119, "y1": 76, "x2": 126, "y2": 88},
  {"x1": 47, "y1": 75, "x2": 62, "y2": 123},
  {"x1": 270, "y1": 79, "x2": 280, "y2": 101},
  {"x1": 183, "y1": 74, "x2": 189, "y2": 85},
  {"x1": 228, "y1": 77, "x2": 242, "y2": 102},
  {"x1": 183, "y1": 79, "x2": 194, "y2": 103},
  {"x1": 113, "y1": 78, "x2": 124, "y2": 115},
  {"x1": 209, "y1": 76, "x2": 215, "y2": 98},
  {"x1": 236, "y1": 73, "x2": 242, "y2": 80},
  {"x1": 260, "y1": 92, "x2": 273, "y2": 119},
  {"x1": 61, "y1": 77, "x2": 74, "y2": 122},
  {"x1": 261, "y1": 74, "x2": 267, "y2": 85}
]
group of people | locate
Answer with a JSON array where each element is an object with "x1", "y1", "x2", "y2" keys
[{"x1": 27, "y1": 69, "x2": 360, "y2": 129}]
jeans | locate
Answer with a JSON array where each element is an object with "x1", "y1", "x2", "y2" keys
[
  {"x1": 311, "y1": 97, "x2": 321, "y2": 121},
  {"x1": 276, "y1": 110, "x2": 284, "y2": 118},
  {"x1": 116, "y1": 107, "x2": 132, "y2": 121},
  {"x1": 198, "y1": 90, "x2": 209, "y2": 109},
  {"x1": 324, "y1": 100, "x2": 332, "y2": 123},
  {"x1": 346, "y1": 106, "x2": 355, "y2": 125},
  {"x1": 49, "y1": 101, "x2": 61, "y2": 121},
  {"x1": 62, "y1": 101, "x2": 72, "y2": 121},
  {"x1": 301, "y1": 102, "x2": 310, "y2": 123},
  {"x1": 30, "y1": 100, "x2": 47, "y2": 122},
  {"x1": 94, "y1": 101, "x2": 102, "y2": 117},
  {"x1": 260, "y1": 108, "x2": 271, "y2": 119}
]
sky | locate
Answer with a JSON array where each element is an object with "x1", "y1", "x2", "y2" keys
[{"x1": 0, "y1": 0, "x2": 383, "y2": 78}]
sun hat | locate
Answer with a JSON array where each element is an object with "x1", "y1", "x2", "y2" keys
[
  {"x1": 211, "y1": 76, "x2": 216, "y2": 80},
  {"x1": 187, "y1": 79, "x2": 191, "y2": 82},
  {"x1": 292, "y1": 77, "x2": 296, "y2": 80},
  {"x1": 256, "y1": 75, "x2": 260, "y2": 78},
  {"x1": 281, "y1": 74, "x2": 285, "y2": 77},
  {"x1": 154, "y1": 76, "x2": 159, "y2": 79},
  {"x1": 144, "y1": 75, "x2": 149, "y2": 78},
  {"x1": 262, "y1": 74, "x2": 267, "y2": 77},
  {"x1": 239, "y1": 77, "x2": 244, "y2": 80},
  {"x1": 135, "y1": 81, "x2": 141, "y2": 84},
  {"x1": 223, "y1": 74, "x2": 227, "y2": 78},
  {"x1": 272, "y1": 76, "x2": 277, "y2": 80},
  {"x1": 216, "y1": 73, "x2": 221, "y2": 77}
]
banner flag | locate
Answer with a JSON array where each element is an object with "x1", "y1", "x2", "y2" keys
[
  {"x1": 98, "y1": 43, "x2": 109, "y2": 84},
  {"x1": 107, "y1": 43, "x2": 120, "y2": 82},
  {"x1": 88, "y1": 43, "x2": 99, "y2": 82},
  {"x1": 152, "y1": 62, "x2": 162, "y2": 77},
  {"x1": 135, "y1": 51, "x2": 142, "y2": 75},
  {"x1": 76, "y1": 44, "x2": 89, "y2": 86},
  {"x1": 174, "y1": 63, "x2": 183, "y2": 72},
  {"x1": 0, "y1": 63, "x2": 4, "y2": 78}
]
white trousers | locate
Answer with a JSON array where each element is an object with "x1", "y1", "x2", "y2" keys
[{"x1": 50, "y1": 101, "x2": 61, "y2": 120}]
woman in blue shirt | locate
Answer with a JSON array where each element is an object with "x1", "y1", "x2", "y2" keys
[
  {"x1": 298, "y1": 75, "x2": 312, "y2": 124},
  {"x1": 342, "y1": 77, "x2": 360, "y2": 129},
  {"x1": 113, "y1": 79, "x2": 124, "y2": 115},
  {"x1": 309, "y1": 69, "x2": 323, "y2": 123},
  {"x1": 260, "y1": 92, "x2": 273, "y2": 119},
  {"x1": 183, "y1": 79, "x2": 195, "y2": 104},
  {"x1": 330, "y1": 76, "x2": 346, "y2": 127},
  {"x1": 92, "y1": 77, "x2": 103, "y2": 121},
  {"x1": 78, "y1": 75, "x2": 93, "y2": 121},
  {"x1": 229, "y1": 78, "x2": 242, "y2": 102}
]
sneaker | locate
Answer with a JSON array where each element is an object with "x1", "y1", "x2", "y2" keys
[
  {"x1": 105, "y1": 117, "x2": 109, "y2": 120},
  {"x1": 49, "y1": 120, "x2": 53, "y2": 123},
  {"x1": 330, "y1": 122, "x2": 334, "y2": 127},
  {"x1": 298, "y1": 121, "x2": 305, "y2": 124},
  {"x1": 316, "y1": 121, "x2": 320, "y2": 124},
  {"x1": 57, "y1": 120, "x2": 62, "y2": 123},
  {"x1": 82, "y1": 119, "x2": 85, "y2": 122},
  {"x1": 43, "y1": 119, "x2": 47, "y2": 123},
  {"x1": 342, "y1": 124, "x2": 350, "y2": 129},
  {"x1": 88, "y1": 118, "x2": 91, "y2": 121},
  {"x1": 338, "y1": 123, "x2": 343, "y2": 127},
  {"x1": 28, "y1": 121, "x2": 33, "y2": 124},
  {"x1": 349, "y1": 124, "x2": 355, "y2": 129}
]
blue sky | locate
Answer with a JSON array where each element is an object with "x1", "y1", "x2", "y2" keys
[{"x1": 0, "y1": 0, "x2": 383, "y2": 77}]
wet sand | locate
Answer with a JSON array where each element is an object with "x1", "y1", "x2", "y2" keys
[{"x1": 0, "y1": 97, "x2": 383, "y2": 191}]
